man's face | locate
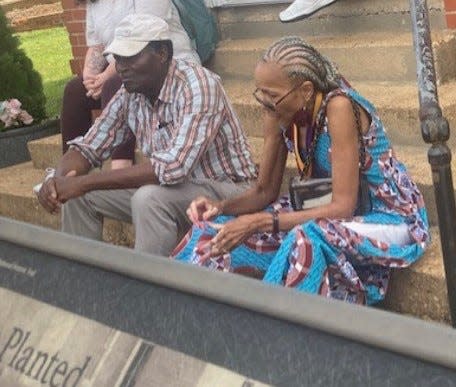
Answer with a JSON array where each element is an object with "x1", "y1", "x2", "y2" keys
[{"x1": 114, "y1": 44, "x2": 167, "y2": 96}]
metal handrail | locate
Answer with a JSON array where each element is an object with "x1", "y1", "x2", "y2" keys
[{"x1": 409, "y1": 0, "x2": 456, "y2": 326}]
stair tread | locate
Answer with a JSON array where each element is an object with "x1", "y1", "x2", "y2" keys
[
  {"x1": 218, "y1": 30, "x2": 455, "y2": 49},
  {"x1": 0, "y1": 162, "x2": 44, "y2": 198}
]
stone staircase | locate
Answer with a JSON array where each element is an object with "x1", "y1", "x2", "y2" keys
[{"x1": 0, "y1": 0, "x2": 455, "y2": 323}]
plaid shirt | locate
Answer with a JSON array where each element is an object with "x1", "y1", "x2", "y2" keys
[{"x1": 70, "y1": 59, "x2": 257, "y2": 185}]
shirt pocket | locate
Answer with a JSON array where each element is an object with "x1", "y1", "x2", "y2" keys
[{"x1": 151, "y1": 122, "x2": 173, "y2": 153}]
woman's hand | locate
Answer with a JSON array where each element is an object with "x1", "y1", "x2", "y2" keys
[
  {"x1": 198, "y1": 214, "x2": 259, "y2": 263},
  {"x1": 187, "y1": 196, "x2": 222, "y2": 226},
  {"x1": 87, "y1": 72, "x2": 108, "y2": 99}
]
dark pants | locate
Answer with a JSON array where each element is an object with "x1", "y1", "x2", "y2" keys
[{"x1": 60, "y1": 74, "x2": 136, "y2": 160}]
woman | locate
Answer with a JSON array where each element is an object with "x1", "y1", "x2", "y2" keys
[
  {"x1": 61, "y1": 0, "x2": 200, "y2": 169},
  {"x1": 172, "y1": 36, "x2": 429, "y2": 305}
]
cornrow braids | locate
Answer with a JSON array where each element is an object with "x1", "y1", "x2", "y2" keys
[{"x1": 262, "y1": 36, "x2": 342, "y2": 94}]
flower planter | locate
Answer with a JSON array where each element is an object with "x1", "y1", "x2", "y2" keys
[{"x1": 0, "y1": 119, "x2": 60, "y2": 168}]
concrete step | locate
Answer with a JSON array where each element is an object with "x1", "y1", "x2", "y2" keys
[
  {"x1": 214, "y1": 0, "x2": 446, "y2": 39},
  {"x1": 0, "y1": 160, "x2": 449, "y2": 324},
  {"x1": 0, "y1": 161, "x2": 134, "y2": 247},
  {"x1": 5, "y1": 2, "x2": 63, "y2": 32},
  {"x1": 207, "y1": 31, "x2": 456, "y2": 83},
  {"x1": 220, "y1": 79, "x2": 456, "y2": 147},
  {"x1": 0, "y1": 0, "x2": 59, "y2": 13}
]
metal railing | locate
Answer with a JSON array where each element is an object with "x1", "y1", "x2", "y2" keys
[{"x1": 410, "y1": 0, "x2": 456, "y2": 326}]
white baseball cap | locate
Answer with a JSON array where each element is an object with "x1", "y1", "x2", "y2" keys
[{"x1": 104, "y1": 14, "x2": 171, "y2": 57}]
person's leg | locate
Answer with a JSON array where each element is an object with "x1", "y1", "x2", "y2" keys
[
  {"x1": 279, "y1": 0, "x2": 338, "y2": 22},
  {"x1": 101, "y1": 73, "x2": 136, "y2": 170},
  {"x1": 61, "y1": 189, "x2": 136, "y2": 241},
  {"x1": 60, "y1": 76, "x2": 100, "y2": 154},
  {"x1": 132, "y1": 179, "x2": 251, "y2": 256}
]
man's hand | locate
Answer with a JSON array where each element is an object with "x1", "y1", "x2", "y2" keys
[
  {"x1": 54, "y1": 172, "x2": 86, "y2": 204},
  {"x1": 37, "y1": 170, "x2": 77, "y2": 214}
]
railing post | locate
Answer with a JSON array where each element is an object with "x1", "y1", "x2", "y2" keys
[{"x1": 409, "y1": 0, "x2": 456, "y2": 326}]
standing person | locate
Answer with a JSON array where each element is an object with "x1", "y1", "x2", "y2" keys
[
  {"x1": 61, "y1": 0, "x2": 200, "y2": 171},
  {"x1": 174, "y1": 36, "x2": 430, "y2": 306},
  {"x1": 36, "y1": 15, "x2": 257, "y2": 256},
  {"x1": 279, "y1": 0, "x2": 338, "y2": 23}
]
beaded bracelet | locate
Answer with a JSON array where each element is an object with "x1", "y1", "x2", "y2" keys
[{"x1": 271, "y1": 211, "x2": 279, "y2": 234}]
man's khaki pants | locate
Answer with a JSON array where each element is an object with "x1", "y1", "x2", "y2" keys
[{"x1": 62, "y1": 179, "x2": 251, "y2": 257}]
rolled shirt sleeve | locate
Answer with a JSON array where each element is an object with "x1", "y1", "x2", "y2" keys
[{"x1": 68, "y1": 87, "x2": 131, "y2": 167}]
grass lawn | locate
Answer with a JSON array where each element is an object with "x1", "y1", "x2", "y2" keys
[{"x1": 17, "y1": 26, "x2": 73, "y2": 119}]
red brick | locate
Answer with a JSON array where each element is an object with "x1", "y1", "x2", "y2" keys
[
  {"x1": 445, "y1": 0, "x2": 456, "y2": 12},
  {"x1": 65, "y1": 20, "x2": 85, "y2": 34},
  {"x1": 70, "y1": 8, "x2": 86, "y2": 21},
  {"x1": 61, "y1": 0, "x2": 84, "y2": 9},
  {"x1": 72, "y1": 45, "x2": 88, "y2": 58},
  {"x1": 63, "y1": 11, "x2": 72, "y2": 23},
  {"x1": 446, "y1": 12, "x2": 456, "y2": 28}
]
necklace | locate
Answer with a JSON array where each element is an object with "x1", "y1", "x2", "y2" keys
[{"x1": 292, "y1": 92, "x2": 323, "y2": 178}]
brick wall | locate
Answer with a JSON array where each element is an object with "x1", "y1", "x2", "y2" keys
[
  {"x1": 61, "y1": 0, "x2": 86, "y2": 76},
  {"x1": 445, "y1": 0, "x2": 456, "y2": 28}
]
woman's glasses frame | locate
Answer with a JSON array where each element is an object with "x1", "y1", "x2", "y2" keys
[{"x1": 253, "y1": 81, "x2": 304, "y2": 111}]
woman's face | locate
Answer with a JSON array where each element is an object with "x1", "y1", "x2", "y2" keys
[{"x1": 253, "y1": 61, "x2": 312, "y2": 122}]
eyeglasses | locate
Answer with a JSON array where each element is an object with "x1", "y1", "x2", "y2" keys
[{"x1": 253, "y1": 82, "x2": 304, "y2": 111}]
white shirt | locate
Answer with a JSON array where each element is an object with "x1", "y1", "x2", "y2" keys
[{"x1": 85, "y1": 0, "x2": 200, "y2": 63}]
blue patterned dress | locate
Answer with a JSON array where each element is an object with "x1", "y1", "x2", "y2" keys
[{"x1": 172, "y1": 87, "x2": 430, "y2": 305}]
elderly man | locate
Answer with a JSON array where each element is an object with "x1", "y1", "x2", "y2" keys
[{"x1": 37, "y1": 14, "x2": 257, "y2": 256}]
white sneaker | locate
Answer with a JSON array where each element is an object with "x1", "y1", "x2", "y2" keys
[
  {"x1": 33, "y1": 168, "x2": 56, "y2": 195},
  {"x1": 279, "y1": 0, "x2": 338, "y2": 22}
]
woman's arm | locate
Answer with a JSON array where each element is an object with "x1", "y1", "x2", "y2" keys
[
  {"x1": 187, "y1": 110, "x2": 287, "y2": 224},
  {"x1": 263, "y1": 95, "x2": 362, "y2": 232},
  {"x1": 82, "y1": 45, "x2": 108, "y2": 81},
  {"x1": 221, "y1": 111, "x2": 288, "y2": 215}
]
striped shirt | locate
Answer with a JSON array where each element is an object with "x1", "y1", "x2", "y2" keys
[{"x1": 70, "y1": 59, "x2": 258, "y2": 185}]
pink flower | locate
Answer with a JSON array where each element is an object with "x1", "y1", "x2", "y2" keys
[
  {"x1": 0, "y1": 99, "x2": 34, "y2": 128},
  {"x1": 19, "y1": 110, "x2": 33, "y2": 125}
]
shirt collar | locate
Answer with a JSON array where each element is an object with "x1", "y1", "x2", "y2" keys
[{"x1": 157, "y1": 59, "x2": 178, "y2": 104}]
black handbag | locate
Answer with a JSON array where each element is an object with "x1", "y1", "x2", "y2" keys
[{"x1": 289, "y1": 98, "x2": 372, "y2": 216}]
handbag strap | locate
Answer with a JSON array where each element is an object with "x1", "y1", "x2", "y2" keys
[{"x1": 348, "y1": 98, "x2": 366, "y2": 170}]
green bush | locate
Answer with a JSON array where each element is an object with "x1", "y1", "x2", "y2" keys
[{"x1": 0, "y1": 7, "x2": 46, "y2": 129}]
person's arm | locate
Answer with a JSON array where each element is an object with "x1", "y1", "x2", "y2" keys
[
  {"x1": 37, "y1": 90, "x2": 131, "y2": 212},
  {"x1": 187, "y1": 110, "x2": 287, "y2": 224},
  {"x1": 52, "y1": 161, "x2": 158, "y2": 205},
  {"x1": 89, "y1": 61, "x2": 118, "y2": 99},
  {"x1": 83, "y1": 45, "x2": 108, "y2": 81}
]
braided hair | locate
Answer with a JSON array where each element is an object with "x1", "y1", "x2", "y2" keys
[{"x1": 261, "y1": 36, "x2": 342, "y2": 94}]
